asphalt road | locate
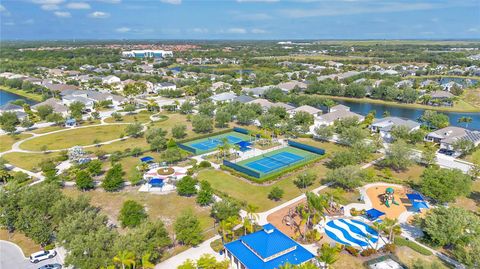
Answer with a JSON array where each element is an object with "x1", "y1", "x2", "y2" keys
[{"x1": 0, "y1": 241, "x2": 63, "y2": 269}]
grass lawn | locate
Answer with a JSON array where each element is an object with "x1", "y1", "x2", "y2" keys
[
  {"x1": 0, "y1": 229, "x2": 42, "y2": 257},
  {"x1": 332, "y1": 253, "x2": 365, "y2": 269},
  {"x1": 464, "y1": 147, "x2": 480, "y2": 164},
  {"x1": 293, "y1": 138, "x2": 348, "y2": 157},
  {"x1": 462, "y1": 88, "x2": 480, "y2": 108},
  {"x1": 372, "y1": 164, "x2": 426, "y2": 184},
  {"x1": 2, "y1": 152, "x2": 61, "y2": 171},
  {"x1": 395, "y1": 246, "x2": 451, "y2": 269},
  {"x1": 21, "y1": 125, "x2": 128, "y2": 151},
  {"x1": 101, "y1": 152, "x2": 165, "y2": 179},
  {"x1": 452, "y1": 180, "x2": 480, "y2": 212},
  {"x1": 0, "y1": 133, "x2": 32, "y2": 153},
  {"x1": 150, "y1": 112, "x2": 228, "y2": 139},
  {"x1": 92, "y1": 137, "x2": 150, "y2": 154},
  {"x1": 104, "y1": 111, "x2": 153, "y2": 124},
  {"x1": 197, "y1": 166, "x2": 329, "y2": 212},
  {"x1": 30, "y1": 125, "x2": 66, "y2": 134},
  {"x1": 62, "y1": 188, "x2": 214, "y2": 233}
]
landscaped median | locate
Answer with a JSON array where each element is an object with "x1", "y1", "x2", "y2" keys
[{"x1": 19, "y1": 124, "x2": 128, "y2": 151}]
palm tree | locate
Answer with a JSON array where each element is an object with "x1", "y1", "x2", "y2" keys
[
  {"x1": 113, "y1": 251, "x2": 136, "y2": 269},
  {"x1": 140, "y1": 253, "x2": 155, "y2": 269},
  {"x1": 458, "y1": 116, "x2": 473, "y2": 128},
  {"x1": 219, "y1": 216, "x2": 238, "y2": 243},
  {"x1": 383, "y1": 218, "x2": 401, "y2": 242},
  {"x1": 246, "y1": 204, "x2": 259, "y2": 222},
  {"x1": 317, "y1": 244, "x2": 340, "y2": 269}
]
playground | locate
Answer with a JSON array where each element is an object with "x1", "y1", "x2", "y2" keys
[{"x1": 366, "y1": 185, "x2": 408, "y2": 219}]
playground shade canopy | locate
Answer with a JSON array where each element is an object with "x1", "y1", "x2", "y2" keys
[
  {"x1": 141, "y1": 156, "x2": 154, "y2": 163},
  {"x1": 149, "y1": 178, "x2": 164, "y2": 187},
  {"x1": 406, "y1": 193, "x2": 425, "y2": 201},
  {"x1": 411, "y1": 201, "x2": 429, "y2": 210},
  {"x1": 365, "y1": 208, "x2": 386, "y2": 221}
]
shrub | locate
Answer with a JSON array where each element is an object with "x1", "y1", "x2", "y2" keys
[
  {"x1": 198, "y1": 161, "x2": 212, "y2": 168},
  {"x1": 360, "y1": 248, "x2": 377, "y2": 257},
  {"x1": 268, "y1": 187, "x2": 284, "y2": 201},
  {"x1": 118, "y1": 200, "x2": 147, "y2": 228},
  {"x1": 210, "y1": 238, "x2": 224, "y2": 253},
  {"x1": 345, "y1": 246, "x2": 359, "y2": 256},
  {"x1": 350, "y1": 208, "x2": 365, "y2": 216},
  {"x1": 394, "y1": 238, "x2": 432, "y2": 256},
  {"x1": 383, "y1": 243, "x2": 396, "y2": 253}
]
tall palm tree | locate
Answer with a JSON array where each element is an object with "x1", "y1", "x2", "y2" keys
[
  {"x1": 317, "y1": 244, "x2": 340, "y2": 269},
  {"x1": 113, "y1": 251, "x2": 136, "y2": 269},
  {"x1": 458, "y1": 116, "x2": 473, "y2": 128},
  {"x1": 383, "y1": 218, "x2": 401, "y2": 242},
  {"x1": 246, "y1": 204, "x2": 259, "y2": 222}
]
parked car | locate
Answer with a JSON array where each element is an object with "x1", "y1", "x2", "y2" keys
[
  {"x1": 29, "y1": 250, "x2": 57, "y2": 263},
  {"x1": 38, "y1": 264, "x2": 62, "y2": 269}
]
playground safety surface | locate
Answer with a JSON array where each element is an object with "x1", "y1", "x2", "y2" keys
[{"x1": 366, "y1": 185, "x2": 408, "y2": 219}]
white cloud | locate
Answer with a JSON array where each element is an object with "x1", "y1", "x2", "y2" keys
[
  {"x1": 88, "y1": 11, "x2": 110, "y2": 18},
  {"x1": 54, "y1": 11, "x2": 71, "y2": 17},
  {"x1": 226, "y1": 28, "x2": 247, "y2": 34},
  {"x1": 467, "y1": 28, "x2": 479, "y2": 33},
  {"x1": 4, "y1": 21, "x2": 15, "y2": 26},
  {"x1": 160, "y1": 0, "x2": 182, "y2": 4},
  {"x1": 66, "y1": 2, "x2": 91, "y2": 9},
  {"x1": 41, "y1": 4, "x2": 59, "y2": 10},
  {"x1": 23, "y1": 19, "x2": 35, "y2": 24},
  {"x1": 233, "y1": 12, "x2": 272, "y2": 20},
  {"x1": 96, "y1": 0, "x2": 121, "y2": 3},
  {"x1": 251, "y1": 28, "x2": 267, "y2": 34},
  {"x1": 192, "y1": 28, "x2": 209, "y2": 33},
  {"x1": 116, "y1": 27, "x2": 131, "y2": 33},
  {"x1": 0, "y1": 4, "x2": 10, "y2": 15}
]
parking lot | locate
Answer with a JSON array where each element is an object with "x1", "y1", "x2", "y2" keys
[{"x1": 0, "y1": 241, "x2": 63, "y2": 269}]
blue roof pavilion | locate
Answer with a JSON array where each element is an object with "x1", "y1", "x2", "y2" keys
[{"x1": 224, "y1": 223, "x2": 314, "y2": 269}]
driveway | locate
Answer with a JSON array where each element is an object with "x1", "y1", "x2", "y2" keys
[{"x1": 0, "y1": 241, "x2": 63, "y2": 269}]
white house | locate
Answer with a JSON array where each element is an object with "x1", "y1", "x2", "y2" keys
[
  {"x1": 288, "y1": 105, "x2": 322, "y2": 119},
  {"x1": 425, "y1": 126, "x2": 480, "y2": 153},
  {"x1": 154, "y1": 82, "x2": 177, "y2": 93},
  {"x1": 102, "y1": 75, "x2": 121, "y2": 85},
  {"x1": 312, "y1": 104, "x2": 364, "y2": 127},
  {"x1": 370, "y1": 117, "x2": 421, "y2": 141},
  {"x1": 209, "y1": 92, "x2": 237, "y2": 104}
]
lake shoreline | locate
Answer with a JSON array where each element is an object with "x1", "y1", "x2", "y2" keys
[
  {"x1": 0, "y1": 87, "x2": 43, "y2": 102},
  {"x1": 314, "y1": 95, "x2": 480, "y2": 113}
]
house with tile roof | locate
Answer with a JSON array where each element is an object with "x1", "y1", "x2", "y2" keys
[
  {"x1": 224, "y1": 223, "x2": 315, "y2": 269},
  {"x1": 425, "y1": 126, "x2": 480, "y2": 153}
]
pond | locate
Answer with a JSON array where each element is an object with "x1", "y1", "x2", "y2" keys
[
  {"x1": 0, "y1": 90, "x2": 37, "y2": 106},
  {"x1": 337, "y1": 99, "x2": 480, "y2": 130}
]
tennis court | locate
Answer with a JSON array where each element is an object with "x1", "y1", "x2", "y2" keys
[
  {"x1": 245, "y1": 152, "x2": 304, "y2": 173},
  {"x1": 180, "y1": 131, "x2": 251, "y2": 154}
]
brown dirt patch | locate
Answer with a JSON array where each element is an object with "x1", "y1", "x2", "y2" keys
[
  {"x1": 366, "y1": 185, "x2": 408, "y2": 219},
  {"x1": 266, "y1": 200, "x2": 306, "y2": 237}
]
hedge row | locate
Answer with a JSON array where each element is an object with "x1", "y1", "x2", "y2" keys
[{"x1": 394, "y1": 237, "x2": 432, "y2": 256}]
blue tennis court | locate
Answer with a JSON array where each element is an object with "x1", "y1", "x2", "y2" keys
[
  {"x1": 245, "y1": 151, "x2": 304, "y2": 173},
  {"x1": 190, "y1": 135, "x2": 244, "y2": 151}
]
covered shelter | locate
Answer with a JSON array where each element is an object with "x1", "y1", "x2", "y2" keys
[
  {"x1": 236, "y1": 141, "x2": 252, "y2": 152},
  {"x1": 365, "y1": 208, "x2": 386, "y2": 221},
  {"x1": 407, "y1": 193, "x2": 429, "y2": 212},
  {"x1": 141, "y1": 156, "x2": 154, "y2": 163},
  {"x1": 148, "y1": 178, "x2": 164, "y2": 188}
]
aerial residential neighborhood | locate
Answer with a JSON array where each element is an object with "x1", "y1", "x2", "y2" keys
[{"x1": 0, "y1": 1, "x2": 480, "y2": 269}]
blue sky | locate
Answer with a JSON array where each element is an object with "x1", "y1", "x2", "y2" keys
[{"x1": 0, "y1": 0, "x2": 479, "y2": 40}]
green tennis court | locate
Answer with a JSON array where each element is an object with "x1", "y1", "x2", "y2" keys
[{"x1": 179, "y1": 131, "x2": 251, "y2": 155}]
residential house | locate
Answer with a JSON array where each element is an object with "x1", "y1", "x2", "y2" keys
[
  {"x1": 276, "y1": 81, "x2": 308, "y2": 93},
  {"x1": 242, "y1": 86, "x2": 274, "y2": 97},
  {"x1": 429, "y1": 90, "x2": 454, "y2": 106},
  {"x1": 211, "y1": 81, "x2": 231, "y2": 92},
  {"x1": 102, "y1": 75, "x2": 121, "y2": 85},
  {"x1": 42, "y1": 83, "x2": 79, "y2": 93},
  {"x1": 154, "y1": 82, "x2": 177, "y2": 93},
  {"x1": 32, "y1": 98, "x2": 69, "y2": 116},
  {"x1": 394, "y1": 80, "x2": 413, "y2": 88},
  {"x1": 370, "y1": 117, "x2": 421, "y2": 141},
  {"x1": 442, "y1": 81, "x2": 463, "y2": 92},
  {"x1": 246, "y1": 98, "x2": 294, "y2": 112},
  {"x1": 224, "y1": 223, "x2": 315, "y2": 269},
  {"x1": 313, "y1": 104, "x2": 364, "y2": 126},
  {"x1": 232, "y1": 95, "x2": 255, "y2": 104},
  {"x1": 425, "y1": 126, "x2": 480, "y2": 153},
  {"x1": 0, "y1": 103, "x2": 27, "y2": 120},
  {"x1": 289, "y1": 105, "x2": 322, "y2": 119},
  {"x1": 209, "y1": 92, "x2": 237, "y2": 104},
  {"x1": 62, "y1": 95, "x2": 94, "y2": 111}
]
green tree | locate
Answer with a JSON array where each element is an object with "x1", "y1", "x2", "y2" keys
[
  {"x1": 420, "y1": 167, "x2": 472, "y2": 203},
  {"x1": 113, "y1": 250, "x2": 136, "y2": 269},
  {"x1": 36, "y1": 104, "x2": 54, "y2": 120},
  {"x1": 337, "y1": 126, "x2": 368, "y2": 146},
  {"x1": 211, "y1": 198, "x2": 240, "y2": 222},
  {"x1": 293, "y1": 172, "x2": 316, "y2": 190},
  {"x1": 452, "y1": 139, "x2": 475, "y2": 156},
  {"x1": 268, "y1": 186, "x2": 284, "y2": 201},
  {"x1": 125, "y1": 122, "x2": 143, "y2": 138},
  {"x1": 176, "y1": 176, "x2": 197, "y2": 196},
  {"x1": 174, "y1": 210, "x2": 203, "y2": 246},
  {"x1": 87, "y1": 159, "x2": 102, "y2": 176},
  {"x1": 421, "y1": 110, "x2": 449, "y2": 129},
  {"x1": 102, "y1": 163, "x2": 124, "y2": 192},
  {"x1": 119, "y1": 200, "x2": 148, "y2": 228},
  {"x1": 215, "y1": 110, "x2": 232, "y2": 128},
  {"x1": 196, "y1": 180, "x2": 214, "y2": 206},
  {"x1": 69, "y1": 101, "x2": 85, "y2": 120},
  {"x1": 317, "y1": 244, "x2": 340, "y2": 269},
  {"x1": 75, "y1": 170, "x2": 94, "y2": 191},
  {"x1": 457, "y1": 116, "x2": 473, "y2": 128},
  {"x1": 191, "y1": 114, "x2": 213, "y2": 133},
  {"x1": 161, "y1": 147, "x2": 183, "y2": 164},
  {"x1": 382, "y1": 139, "x2": 412, "y2": 171},
  {"x1": 0, "y1": 111, "x2": 19, "y2": 134},
  {"x1": 325, "y1": 165, "x2": 363, "y2": 190},
  {"x1": 46, "y1": 112, "x2": 64, "y2": 125},
  {"x1": 314, "y1": 125, "x2": 334, "y2": 141},
  {"x1": 172, "y1": 124, "x2": 187, "y2": 139}
]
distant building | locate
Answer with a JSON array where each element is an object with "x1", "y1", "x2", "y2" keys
[
  {"x1": 313, "y1": 104, "x2": 364, "y2": 126},
  {"x1": 32, "y1": 98, "x2": 69, "y2": 116},
  {"x1": 154, "y1": 82, "x2": 177, "y2": 93},
  {"x1": 122, "y1": 50, "x2": 173, "y2": 58},
  {"x1": 224, "y1": 223, "x2": 315, "y2": 269},
  {"x1": 102, "y1": 75, "x2": 121, "y2": 85},
  {"x1": 209, "y1": 92, "x2": 237, "y2": 104},
  {"x1": 289, "y1": 105, "x2": 322, "y2": 118}
]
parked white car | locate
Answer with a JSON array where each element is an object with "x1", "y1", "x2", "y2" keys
[{"x1": 29, "y1": 250, "x2": 57, "y2": 263}]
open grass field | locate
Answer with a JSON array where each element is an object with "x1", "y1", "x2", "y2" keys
[
  {"x1": 372, "y1": 164, "x2": 426, "y2": 184},
  {"x1": 395, "y1": 246, "x2": 451, "y2": 269},
  {"x1": 462, "y1": 88, "x2": 480, "y2": 108},
  {"x1": 30, "y1": 125, "x2": 67, "y2": 134},
  {"x1": 62, "y1": 188, "x2": 214, "y2": 233},
  {"x1": 0, "y1": 229, "x2": 42, "y2": 257},
  {"x1": 452, "y1": 180, "x2": 480, "y2": 213},
  {"x1": 2, "y1": 152, "x2": 61, "y2": 171},
  {"x1": 0, "y1": 133, "x2": 32, "y2": 152},
  {"x1": 20, "y1": 125, "x2": 128, "y2": 151},
  {"x1": 197, "y1": 166, "x2": 329, "y2": 212},
  {"x1": 104, "y1": 111, "x2": 153, "y2": 124}
]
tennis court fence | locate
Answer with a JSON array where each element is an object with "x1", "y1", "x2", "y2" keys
[
  {"x1": 288, "y1": 140, "x2": 326, "y2": 155},
  {"x1": 178, "y1": 143, "x2": 197, "y2": 154},
  {"x1": 223, "y1": 159, "x2": 261, "y2": 178}
]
